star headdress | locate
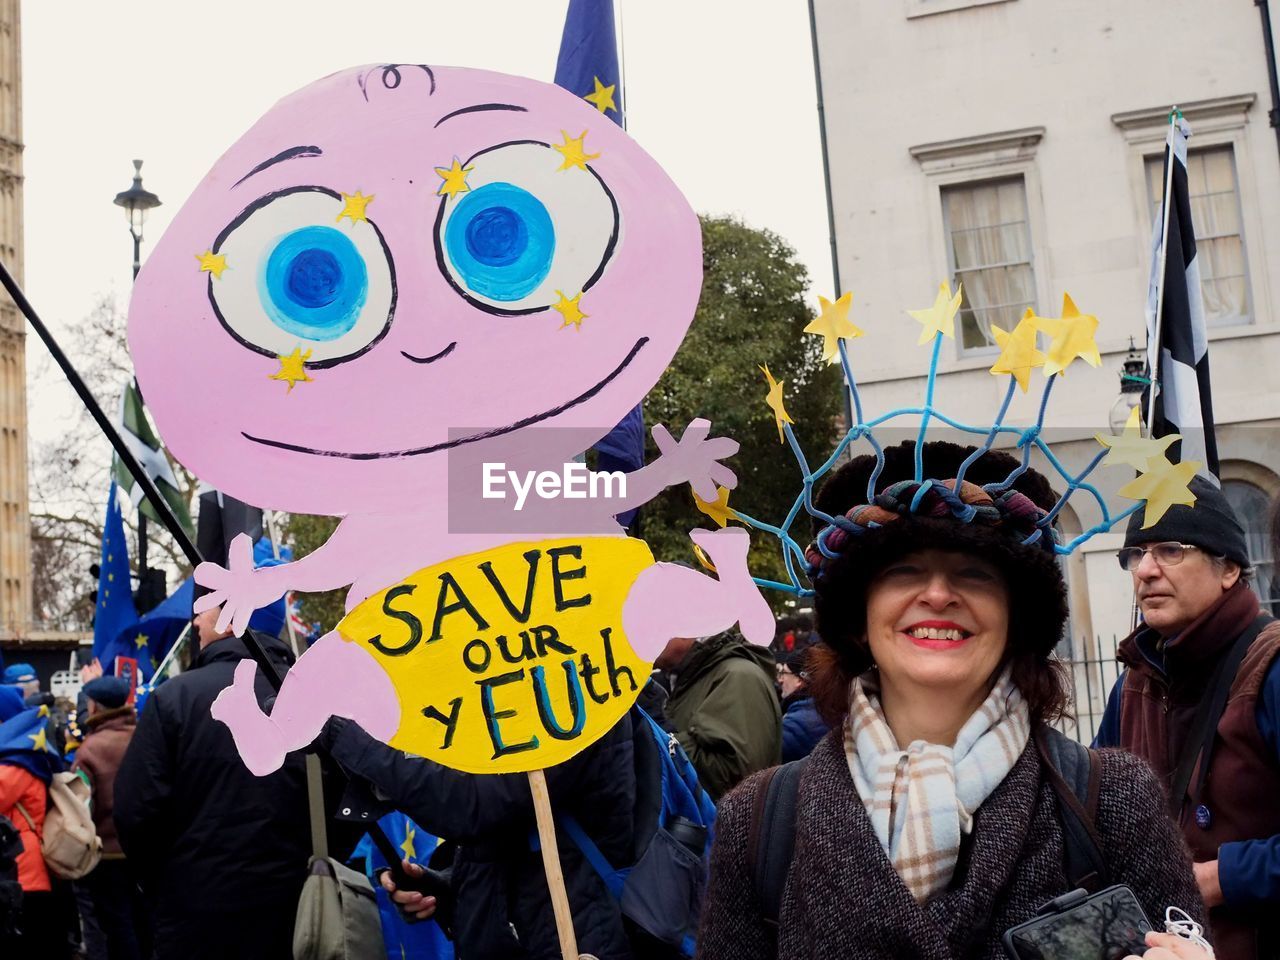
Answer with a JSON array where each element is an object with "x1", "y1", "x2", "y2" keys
[{"x1": 734, "y1": 286, "x2": 1202, "y2": 597}]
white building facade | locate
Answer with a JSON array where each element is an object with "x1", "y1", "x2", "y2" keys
[{"x1": 811, "y1": 0, "x2": 1280, "y2": 663}]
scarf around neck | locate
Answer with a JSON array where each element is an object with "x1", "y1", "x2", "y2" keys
[{"x1": 844, "y1": 666, "x2": 1030, "y2": 902}]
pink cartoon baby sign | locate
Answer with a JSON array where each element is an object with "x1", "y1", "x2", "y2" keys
[{"x1": 127, "y1": 64, "x2": 773, "y2": 777}]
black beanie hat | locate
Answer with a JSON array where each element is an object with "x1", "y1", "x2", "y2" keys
[
  {"x1": 810, "y1": 440, "x2": 1069, "y2": 661},
  {"x1": 1124, "y1": 475, "x2": 1249, "y2": 567}
]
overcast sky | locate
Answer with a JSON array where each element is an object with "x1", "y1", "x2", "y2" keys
[{"x1": 20, "y1": 0, "x2": 831, "y2": 449}]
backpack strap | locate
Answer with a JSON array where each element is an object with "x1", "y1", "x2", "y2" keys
[
  {"x1": 747, "y1": 758, "x2": 806, "y2": 931},
  {"x1": 1035, "y1": 726, "x2": 1106, "y2": 892},
  {"x1": 1169, "y1": 613, "x2": 1272, "y2": 820}
]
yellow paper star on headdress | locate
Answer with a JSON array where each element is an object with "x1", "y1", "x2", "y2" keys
[
  {"x1": 692, "y1": 542, "x2": 718, "y2": 573},
  {"x1": 908, "y1": 281, "x2": 963, "y2": 345},
  {"x1": 1094, "y1": 406, "x2": 1179, "y2": 471},
  {"x1": 336, "y1": 191, "x2": 374, "y2": 224},
  {"x1": 29, "y1": 727, "x2": 47, "y2": 753},
  {"x1": 989, "y1": 309, "x2": 1046, "y2": 392},
  {"x1": 583, "y1": 76, "x2": 617, "y2": 114},
  {"x1": 551, "y1": 290, "x2": 588, "y2": 330},
  {"x1": 195, "y1": 251, "x2": 228, "y2": 279},
  {"x1": 270, "y1": 347, "x2": 314, "y2": 392},
  {"x1": 134, "y1": 633, "x2": 149, "y2": 650},
  {"x1": 1034, "y1": 293, "x2": 1102, "y2": 377},
  {"x1": 803, "y1": 292, "x2": 863, "y2": 364},
  {"x1": 435, "y1": 158, "x2": 473, "y2": 199},
  {"x1": 759, "y1": 364, "x2": 794, "y2": 443},
  {"x1": 1118, "y1": 456, "x2": 1202, "y2": 527},
  {"x1": 553, "y1": 130, "x2": 600, "y2": 172},
  {"x1": 400, "y1": 825, "x2": 417, "y2": 860},
  {"x1": 693, "y1": 486, "x2": 738, "y2": 528}
]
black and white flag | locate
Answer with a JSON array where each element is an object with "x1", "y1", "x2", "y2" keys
[{"x1": 1144, "y1": 114, "x2": 1220, "y2": 482}]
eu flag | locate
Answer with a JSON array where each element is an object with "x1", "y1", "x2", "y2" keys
[
  {"x1": 92, "y1": 482, "x2": 137, "y2": 662},
  {"x1": 556, "y1": 0, "x2": 644, "y2": 527}
]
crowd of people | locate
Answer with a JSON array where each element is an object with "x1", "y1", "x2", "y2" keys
[{"x1": 0, "y1": 440, "x2": 1278, "y2": 959}]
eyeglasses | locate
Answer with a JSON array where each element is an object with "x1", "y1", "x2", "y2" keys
[{"x1": 1116, "y1": 542, "x2": 1201, "y2": 572}]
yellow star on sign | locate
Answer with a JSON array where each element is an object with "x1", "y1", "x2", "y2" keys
[
  {"x1": 552, "y1": 290, "x2": 589, "y2": 330},
  {"x1": 336, "y1": 191, "x2": 375, "y2": 224},
  {"x1": 269, "y1": 347, "x2": 314, "y2": 392},
  {"x1": 195, "y1": 250, "x2": 228, "y2": 279},
  {"x1": 803, "y1": 292, "x2": 863, "y2": 365},
  {"x1": 134, "y1": 633, "x2": 149, "y2": 650},
  {"x1": 908, "y1": 281, "x2": 964, "y2": 345},
  {"x1": 584, "y1": 76, "x2": 618, "y2": 114},
  {"x1": 989, "y1": 309, "x2": 1046, "y2": 392},
  {"x1": 1034, "y1": 293, "x2": 1102, "y2": 377},
  {"x1": 434, "y1": 158, "x2": 473, "y2": 199},
  {"x1": 400, "y1": 825, "x2": 417, "y2": 860},
  {"x1": 29, "y1": 727, "x2": 47, "y2": 753},
  {"x1": 553, "y1": 130, "x2": 600, "y2": 172},
  {"x1": 693, "y1": 486, "x2": 738, "y2": 529},
  {"x1": 760, "y1": 364, "x2": 794, "y2": 443},
  {"x1": 1094, "y1": 406, "x2": 1179, "y2": 472},
  {"x1": 1118, "y1": 456, "x2": 1202, "y2": 528}
]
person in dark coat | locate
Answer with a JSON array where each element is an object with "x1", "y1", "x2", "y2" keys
[
  {"x1": 114, "y1": 608, "x2": 318, "y2": 960},
  {"x1": 698, "y1": 441, "x2": 1207, "y2": 960},
  {"x1": 73, "y1": 676, "x2": 149, "y2": 960},
  {"x1": 1094, "y1": 478, "x2": 1280, "y2": 960},
  {"x1": 658, "y1": 630, "x2": 780, "y2": 800},
  {"x1": 777, "y1": 646, "x2": 830, "y2": 763},
  {"x1": 320, "y1": 710, "x2": 637, "y2": 960}
]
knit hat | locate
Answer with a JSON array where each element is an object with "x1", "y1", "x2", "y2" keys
[
  {"x1": 83, "y1": 676, "x2": 131, "y2": 710},
  {"x1": 810, "y1": 441, "x2": 1069, "y2": 660},
  {"x1": 1123, "y1": 475, "x2": 1249, "y2": 568},
  {"x1": 2, "y1": 663, "x2": 35, "y2": 686}
]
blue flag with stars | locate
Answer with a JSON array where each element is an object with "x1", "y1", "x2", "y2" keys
[
  {"x1": 353, "y1": 812, "x2": 454, "y2": 960},
  {"x1": 0, "y1": 702, "x2": 63, "y2": 783},
  {"x1": 555, "y1": 0, "x2": 644, "y2": 528},
  {"x1": 92, "y1": 481, "x2": 137, "y2": 662}
]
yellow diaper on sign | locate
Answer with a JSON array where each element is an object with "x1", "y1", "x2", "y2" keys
[{"x1": 337, "y1": 537, "x2": 655, "y2": 774}]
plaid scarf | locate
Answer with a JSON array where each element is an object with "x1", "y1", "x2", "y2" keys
[{"x1": 844, "y1": 667, "x2": 1030, "y2": 903}]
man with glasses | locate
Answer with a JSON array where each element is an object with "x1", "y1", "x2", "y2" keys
[{"x1": 1095, "y1": 476, "x2": 1280, "y2": 960}]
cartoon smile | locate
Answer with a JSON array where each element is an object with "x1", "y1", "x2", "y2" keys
[{"x1": 241, "y1": 335, "x2": 648, "y2": 460}]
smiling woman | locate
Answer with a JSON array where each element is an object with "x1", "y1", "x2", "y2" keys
[{"x1": 696, "y1": 440, "x2": 1208, "y2": 960}]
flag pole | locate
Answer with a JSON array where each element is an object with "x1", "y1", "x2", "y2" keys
[
  {"x1": 1144, "y1": 107, "x2": 1179, "y2": 439},
  {"x1": 614, "y1": 0, "x2": 627, "y2": 132}
]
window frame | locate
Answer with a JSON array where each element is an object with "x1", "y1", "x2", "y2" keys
[
  {"x1": 1142, "y1": 145, "x2": 1253, "y2": 329},
  {"x1": 910, "y1": 126, "x2": 1051, "y2": 362},
  {"x1": 1112, "y1": 95, "x2": 1270, "y2": 330},
  {"x1": 940, "y1": 176, "x2": 1039, "y2": 355}
]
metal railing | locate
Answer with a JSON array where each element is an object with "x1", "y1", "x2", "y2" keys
[{"x1": 1052, "y1": 634, "x2": 1126, "y2": 745}]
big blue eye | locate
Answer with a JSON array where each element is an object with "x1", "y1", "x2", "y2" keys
[
  {"x1": 434, "y1": 142, "x2": 618, "y2": 314},
  {"x1": 206, "y1": 187, "x2": 396, "y2": 366},
  {"x1": 260, "y1": 226, "x2": 369, "y2": 341},
  {"x1": 444, "y1": 183, "x2": 555, "y2": 302}
]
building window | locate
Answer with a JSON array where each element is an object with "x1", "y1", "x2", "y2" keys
[
  {"x1": 1222, "y1": 479, "x2": 1277, "y2": 615},
  {"x1": 1145, "y1": 146, "x2": 1251, "y2": 326},
  {"x1": 941, "y1": 177, "x2": 1037, "y2": 353}
]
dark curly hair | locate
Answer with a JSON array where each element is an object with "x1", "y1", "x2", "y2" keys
[{"x1": 807, "y1": 440, "x2": 1071, "y2": 728}]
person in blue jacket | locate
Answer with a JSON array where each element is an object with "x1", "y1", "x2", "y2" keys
[
  {"x1": 1094, "y1": 478, "x2": 1280, "y2": 959},
  {"x1": 778, "y1": 645, "x2": 830, "y2": 763}
]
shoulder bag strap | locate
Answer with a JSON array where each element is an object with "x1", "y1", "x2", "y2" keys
[
  {"x1": 1168, "y1": 614, "x2": 1272, "y2": 820},
  {"x1": 747, "y1": 758, "x2": 806, "y2": 931},
  {"x1": 1035, "y1": 726, "x2": 1107, "y2": 891}
]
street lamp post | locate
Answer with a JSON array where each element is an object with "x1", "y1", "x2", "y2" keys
[
  {"x1": 114, "y1": 160, "x2": 161, "y2": 280},
  {"x1": 1109, "y1": 337, "x2": 1147, "y2": 435},
  {"x1": 113, "y1": 161, "x2": 162, "y2": 609}
]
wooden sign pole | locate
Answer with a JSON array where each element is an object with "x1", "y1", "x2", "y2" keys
[{"x1": 528, "y1": 769, "x2": 581, "y2": 960}]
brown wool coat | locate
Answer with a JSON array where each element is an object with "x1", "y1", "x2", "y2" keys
[
  {"x1": 72, "y1": 707, "x2": 137, "y2": 857},
  {"x1": 697, "y1": 730, "x2": 1203, "y2": 960}
]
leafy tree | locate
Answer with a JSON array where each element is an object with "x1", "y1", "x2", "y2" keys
[
  {"x1": 637, "y1": 216, "x2": 843, "y2": 603},
  {"x1": 286, "y1": 513, "x2": 345, "y2": 632}
]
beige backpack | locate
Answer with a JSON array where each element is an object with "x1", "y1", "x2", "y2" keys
[{"x1": 15, "y1": 771, "x2": 102, "y2": 880}]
